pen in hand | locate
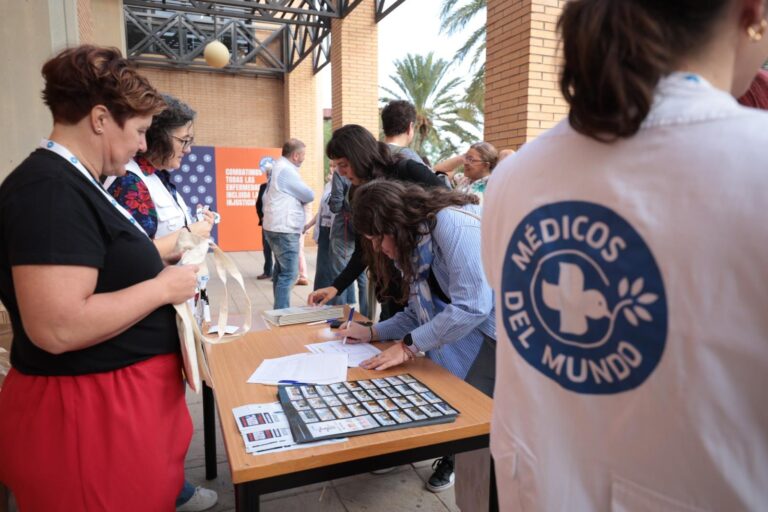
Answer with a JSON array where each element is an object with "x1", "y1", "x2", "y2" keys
[{"x1": 341, "y1": 307, "x2": 355, "y2": 345}]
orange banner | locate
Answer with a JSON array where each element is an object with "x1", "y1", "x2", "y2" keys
[{"x1": 214, "y1": 147, "x2": 281, "y2": 251}]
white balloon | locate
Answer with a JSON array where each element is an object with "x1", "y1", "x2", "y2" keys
[{"x1": 204, "y1": 40, "x2": 230, "y2": 68}]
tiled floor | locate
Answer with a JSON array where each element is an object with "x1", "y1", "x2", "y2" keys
[{"x1": 183, "y1": 249, "x2": 460, "y2": 512}]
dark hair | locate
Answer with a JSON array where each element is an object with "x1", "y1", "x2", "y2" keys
[
  {"x1": 469, "y1": 142, "x2": 498, "y2": 171},
  {"x1": 42, "y1": 45, "x2": 165, "y2": 127},
  {"x1": 352, "y1": 180, "x2": 479, "y2": 304},
  {"x1": 326, "y1": 124, "x2": 394, "y2": 182},
  {"x1": 282, "y1": 138, "x2": 306, "y2": 157},
  {"x1": 559, "y1": 0, "x2": 729, "y2": 141},
  {"x1": 381, "y1": 100, "x2": 416, "y2": 137},
  {"x1": 142, "y1": 94, "x2": 196, "y2": 165}
]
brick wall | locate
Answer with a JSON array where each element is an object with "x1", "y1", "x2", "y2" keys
[
  {"x1": 330, "y1": 0, "x2": 379, "y2": 135},
  {"x1": 485, "y1": 0, "x2": 567, "y2": 150},
  {"x1": 77, "y1": 0, "x2": 95, "y2": 43},
  {"x1": 284, "y1": 56, "x2": 325, "y2": 223},
  {"x1": 137, "y1": 67, "x2": 285, "y2": 149}
]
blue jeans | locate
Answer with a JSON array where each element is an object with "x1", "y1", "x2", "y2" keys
[
  {"x1": 329, "y1": 232, "x2": 370, "y2": 318},
  {"x1": 264, "y1": 230, "x2": 300, "y2": 310},
  {"x1": 176, "y1": 479, "x2": 195, "y2": 507},
  {"x1": 261, "y1": 228, "x2": 273, "y2": 276},
  {"x1": 313, "y1": 226, "x2": 334, "y2": 291}
]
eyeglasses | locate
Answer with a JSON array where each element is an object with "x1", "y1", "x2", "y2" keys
[
  {"x1": 171, "y1": 135, "x2": 195, "y2": 150},
  {"x1": 464, "y1": 156, "x2": 486, "y2": 164}
]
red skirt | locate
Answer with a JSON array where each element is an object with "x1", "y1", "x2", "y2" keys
[{"x1": 0, "y1": 353, "x2": 192, "y2": 511}]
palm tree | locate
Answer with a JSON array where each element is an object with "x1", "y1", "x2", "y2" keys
[
  {"x1": 440, "y1": 0, "x2": 486, "y2": 111},
  {"x1": 381, "y1": 52, "x2": 481, "y2": 162}
]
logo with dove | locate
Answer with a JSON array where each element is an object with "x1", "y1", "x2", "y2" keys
[{"x1": 500, "y1": 201, "x2": 667, "y2": 394}]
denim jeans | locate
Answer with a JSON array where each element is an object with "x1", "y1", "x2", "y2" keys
[
  {"x1": 264, "y1": 230, "x2": 300, "y2": 309},
  {"x1": 329, "y1": 232, "x2": 369, "y2": 318},
  {"x1": 313, "y1": 226, "x2": 334, "y2": 291},
  {"x1": 175, "y1": 479, "x2": 195, "y2": 507},
  {"x1": 261, "y1": 229, "x2": 273, "y2": 276}
]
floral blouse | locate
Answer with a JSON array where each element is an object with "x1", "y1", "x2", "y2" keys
[
  {"x1": 453, "y1": 172, "x2": 489, "y2": 205},
  {"x1": 108, "y1": 157, "x2": 172, "y2": 239}
]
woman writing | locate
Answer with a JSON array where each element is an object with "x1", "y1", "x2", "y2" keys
[
  {"x1": 338, "y1": 180, "x2": 496, "y2": 496},
  {"x1": 308, "y1": 124, "x2": 446, "y2": 319},
  {"x1": 482, "y1": 0, "x2": 768, "y2": 509},
  {"x1": 0, "y1": 46, "x2": 198, "y2": 510}
]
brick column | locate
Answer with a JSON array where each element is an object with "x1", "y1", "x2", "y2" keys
[
  {"x1": 284, "y1": 53, "x2": 324, "y2": 237},
  {"x1": 330, "y1": 0, "x2": 378, "y2": 135},
  {"x1": 485, "y1": 0, "x2": 568, "y2": 150}
]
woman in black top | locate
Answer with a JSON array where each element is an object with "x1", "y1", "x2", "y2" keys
[
  {"x1": 0, "y1": 46, "x2": 198, "y2": 511},
  {"x1": 308, "y1": 124, "x2": 446, "y2": 318}
]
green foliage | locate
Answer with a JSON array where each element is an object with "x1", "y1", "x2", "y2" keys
[
  {"x1": 380, "y1": 52, "x2": 482, "y2": 163},
  {"x1": 440, "y1": 0, "x2": 486, "y2": 115}
]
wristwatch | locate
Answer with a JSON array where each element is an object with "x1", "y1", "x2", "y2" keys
[{"x1": 403, "y1": 333, "x2": 414, "y2": 347}]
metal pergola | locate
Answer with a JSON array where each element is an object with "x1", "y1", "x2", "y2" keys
[{"x1": 124, "y1": 0, "x2": 408, "y2": 77}]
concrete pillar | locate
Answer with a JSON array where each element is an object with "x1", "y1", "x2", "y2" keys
[
  {"x1": 485, "y1": 0, "x2": 568, "y2": 150},
  {"x1": 0, "y1": 0, "x2": 79, "y2": 177},
  {"x1": 284, "y1": 55, "x2": 324, "y2": 220},
  {"x1": 330, "y1": 0, "x2": 378, "y2": 135}
]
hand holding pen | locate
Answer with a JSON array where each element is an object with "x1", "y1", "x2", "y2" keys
[{"x1": 341, "y1": 307, "x2": 355, "y2": 345}]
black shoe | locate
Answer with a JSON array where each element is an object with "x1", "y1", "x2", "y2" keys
[{"x1": 426, "y1": 456, "x2": 455, "y2": 493}]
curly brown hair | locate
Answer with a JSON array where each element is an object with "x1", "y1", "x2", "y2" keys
[
  {"x1": 351, "y1": 179, "x2": 478, "y2": 305},
  {"x1": 42, "y1": 45, "x2": 165, "y2": 127}
]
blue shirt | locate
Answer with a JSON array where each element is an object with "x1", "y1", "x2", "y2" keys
[{"x1": 374, "y1": 205, "x2": 496, "y2": 379}]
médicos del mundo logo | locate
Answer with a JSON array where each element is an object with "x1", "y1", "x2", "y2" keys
[{"x1": 500, "y1": 201, "x2": 667, "y2": 394}]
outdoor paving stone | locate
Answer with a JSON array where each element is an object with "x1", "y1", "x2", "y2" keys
[{"x1": 334, "y1": 466, "x2": 451, "y2": 512}]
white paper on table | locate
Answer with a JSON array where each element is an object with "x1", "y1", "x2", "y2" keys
[
  {"x1": 246, "y1": 353, "x2": 348, "y2": 385},
  {"x1": 305, "y1": 340, "x2": 381, "y2": 367},
  {"x1": 232, "y1": 402, "x2": 346, "y2": 454}
]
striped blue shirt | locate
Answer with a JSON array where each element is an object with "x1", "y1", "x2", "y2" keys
[{"x1": 374, "y1": 205, "x2": 496, "y2": 379}]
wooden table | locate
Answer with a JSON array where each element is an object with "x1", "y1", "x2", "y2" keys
[{"x1": 204, "y1": 321, "x2": 495, "y2": 512}]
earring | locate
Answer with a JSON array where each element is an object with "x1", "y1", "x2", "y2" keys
[{"x1": 747, "y1": 19, "x2": 768, "y2": 42}]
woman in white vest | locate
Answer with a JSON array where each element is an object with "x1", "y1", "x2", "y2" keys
[
  {"x1": 482, "y1": 0, "x2": 768, "y2": 510},
  {"x1": 106, "y1": 94, "x2": 218, "y2": 512},
  {"x1": 107, "y1": 95, "x2": 214, "y2": 259}
]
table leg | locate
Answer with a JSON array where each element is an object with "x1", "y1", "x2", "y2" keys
[
  {"x1": 203, "y1": 382, "x2": 217, "y2": 480},
  {"x1": 235, "y1": 483, "x2": 260, "y2": 512},
  {"x1": 489, "y1": 456, "x2": 499, "y2": 512}
]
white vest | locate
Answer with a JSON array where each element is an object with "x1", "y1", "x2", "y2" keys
[
  {"x1": 262, "y1": 157, "x2": 305, "y2": 234},
  {"x1": 481, "y1": 74, "x2": 768, "y2": 511},
  {"x1": 105, "y1": 160, "x2": 191, "y2": 239}
]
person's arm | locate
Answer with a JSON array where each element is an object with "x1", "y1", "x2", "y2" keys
[
  {"x1": 408, "y1": 213, "x2": 493, "y2": 353},
  {"x1": 328, "y1": 172, "x2": 347, "y2": 214},
  {"x1": 256, "y1": 183, "x2": 266, "y2": 223},
  {"x1": 396, "y1": 159, "x2": 450, "y2": 188},
  {"x1": 433, "y1": 155, "x2": 465, "y2": 175},
  {"x1": 13, "y1": 263, "x2": 197, "y2": 354},
  {"x1": 107, "y1": 173, "x2": 158, "y2": 238},
  {"x1": 304, "y1": 212, "x2": 318, "y2": 233},
  {"x1": 277, "y1": 168, "x2": 315, "y2": 204}
]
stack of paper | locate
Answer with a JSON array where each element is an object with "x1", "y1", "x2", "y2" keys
[
  {"x1": 305, "y1": 340, "x2": 381, "y2": 367},
  {"x1": 232, "y1": 402, "x2": 345, "y2": 454},
  {"x1": 263, "y1": 305, "x2": 345, "y2": 326},
  {"x1": 247, "y1": 353, "x2": 348, "y2": 385}
]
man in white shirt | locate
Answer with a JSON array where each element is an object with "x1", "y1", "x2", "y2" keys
[{"x1": 263, "y1": 139, "x2": 314, "y2": 309}]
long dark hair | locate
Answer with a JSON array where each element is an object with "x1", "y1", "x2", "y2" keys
[
  {"x1": 559, "y1": 0, "x2": 729, "y2": 141},
  {"x1": 352, "y1": 180, "x2": 478, "y2": 304},
  {"x1": 326, "y1": 124, "x2": 395, "y2": 182}
]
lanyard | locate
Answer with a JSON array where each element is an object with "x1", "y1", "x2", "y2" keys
[{"x1": 41, "y1": 139, "x2": 150, "y2": 238}]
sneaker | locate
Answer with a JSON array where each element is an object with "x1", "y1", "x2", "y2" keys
[
  {"x1": 257, "y1": 273, "x2": 271, "y2": 280},
  {"x1": 426, "y1": 456, "x2": 455, "y2": 493},
  {"x1": 296, "y1": 276, "x2": 310, "y2": 286},
  {"x1": 176, "y1": 486, "x2": 218, "y2": 512}
]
